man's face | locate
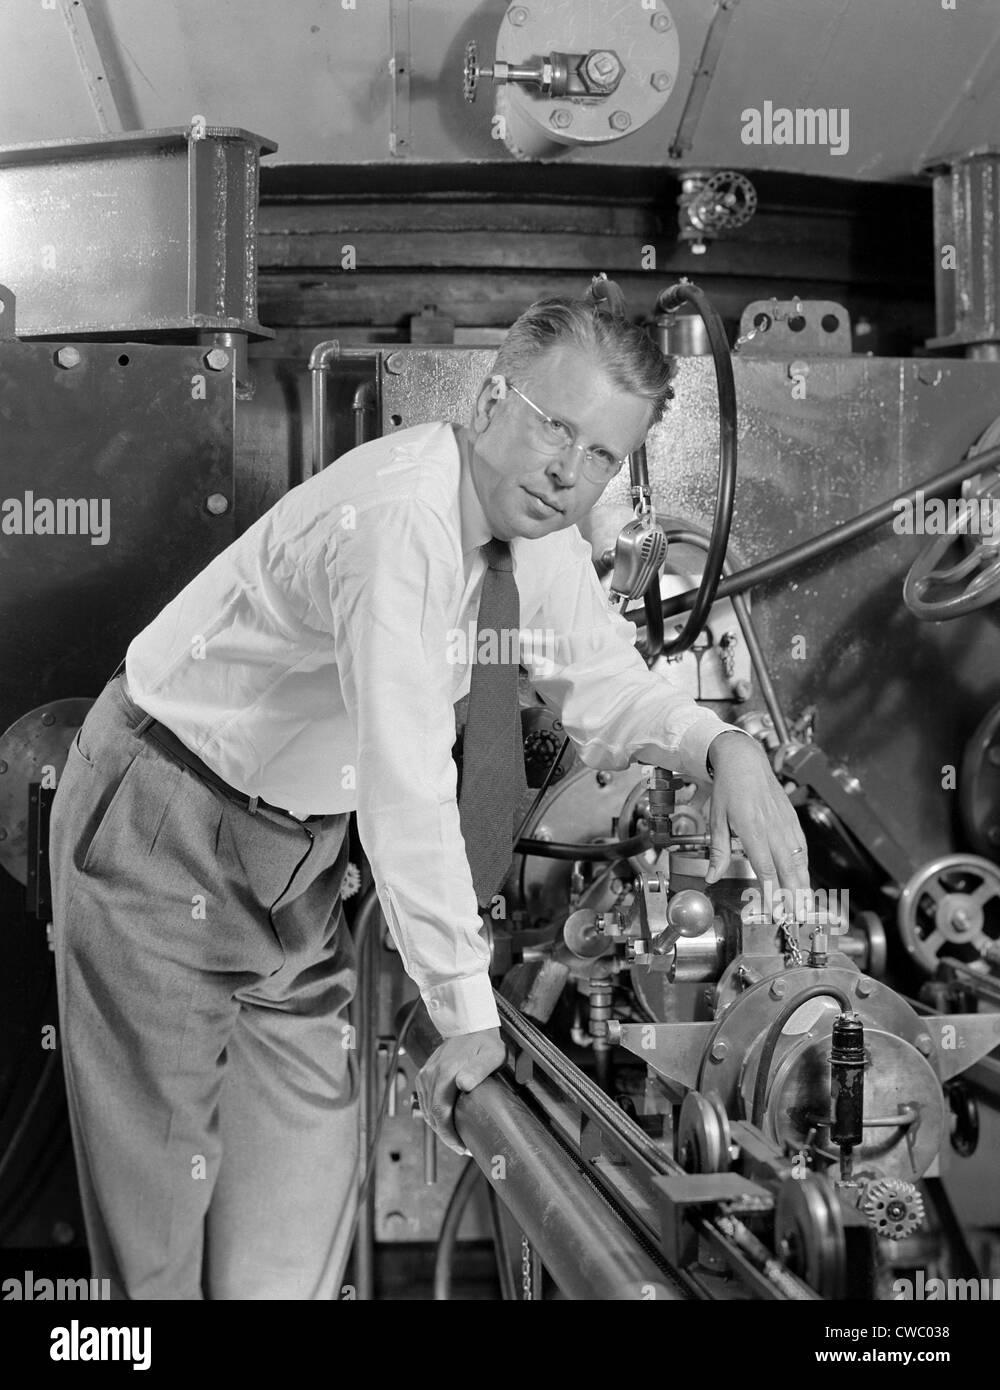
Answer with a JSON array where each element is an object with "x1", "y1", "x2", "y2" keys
[{"x1": 465, "y1": 344, "x2": 654, "y2": 541}]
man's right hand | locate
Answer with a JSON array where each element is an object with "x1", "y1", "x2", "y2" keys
[{"x1": 415, "y1": 1026, "x2": 505, "y2": 1154}]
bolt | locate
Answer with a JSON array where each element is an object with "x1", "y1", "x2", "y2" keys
[
  {"x1": 709, "y1": 1039, "x2": 728, "y2": 1063},
  {"x1": 651, "y1": 11, "x2": 672, "y2": 31},
  {"x1": 915, "y1": 1033, "x2": 933, "y2": 1056},
  {"x1": 596, "y1": 770, "x2": 612, "y2": 786},
  {"x1": 769, "y1": 978, "x2": 787, "y2": 1000},
  {"x1": 55, "y1": 346, "x2": 81, "y2": 369},
  {"x1": 609, "y1": 110, "x2": 632, "y2": 131},
  {"x1": 205, "y1": 493, "x2": 230, "y2": 515},
  {"x1": 550, "y1": 109, "x2": 573, "y2": 129},
  {"x1": 651, "y1": 71, "x2": 672, "y2": 92},
  {"x1": 855, "y1": 977, "x2": 874, "y2": 998},
  {"x1": 534, "y1": 826, "x2": 552, "y2": 842},
  {"x1": 204, "y1": 348, "x2": 230, "y2": 371},
  {"x1": 41, "y1": 712, "x2": 55, "y2": 726},
  {"x1": 584, "y1": 51, "x2": 622, "y2": 86},
  {"x1": 385, "y1": 352, "x2": 405, "y2": 374},
  {"x1": 508, "y1": 5, "x2": 528, "y2": 24}
]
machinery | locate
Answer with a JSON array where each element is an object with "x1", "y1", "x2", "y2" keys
[{"x1": 350, "y1": 278, "x2": 1000, "y2": 1302}]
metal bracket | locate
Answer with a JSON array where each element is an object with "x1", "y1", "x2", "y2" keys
[
  {"x1": 58, "y1": 0, "x2": 125, "y2": 134},
  {"x1": 654, "y1": 1171, "x2": 771, "y2": 1268},
  {"x1": 389, "y1": 0, "x2": 412, "y2": 157}
]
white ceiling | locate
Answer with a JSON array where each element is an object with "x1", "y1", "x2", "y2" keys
[{"x1": 0, "y1": 0, "x2": 998, "y2": 180}]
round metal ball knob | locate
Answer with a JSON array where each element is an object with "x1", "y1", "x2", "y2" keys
[{"x1": 667, "y1": 889, "x2": 715, "y2": 937}]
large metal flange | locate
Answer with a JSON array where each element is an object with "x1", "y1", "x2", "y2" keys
[
  {"x1": 897, "y1": 854, "x2": 1000, "y2": 974},
  {"x1": 774, "y1": 1174, "x2": 847, "y2": 1299},
  {"x1": 677, "y1": 1089, "x2": 732, "y2": 1174}
]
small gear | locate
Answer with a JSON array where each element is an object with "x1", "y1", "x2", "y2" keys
[
  {"x1": 463, "y1": 40, "x2": 480, "y2": 103},
  {"x1": 860, "y1": 1178, "x2": 925, "y2": 1239},
  {"x1": 340, "y1": 861, "x2": 362, "y2": 900}
]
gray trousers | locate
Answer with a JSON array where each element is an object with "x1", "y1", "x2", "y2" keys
[{"x1": 49, "y1": 675, "x2": 358, "y2": 1300}]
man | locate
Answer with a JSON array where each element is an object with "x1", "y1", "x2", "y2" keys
[{"x1": 49, "y1": 294, "x2": 809, "y2": 1300}]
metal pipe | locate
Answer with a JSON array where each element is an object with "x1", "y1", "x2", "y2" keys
[
  {"x1": 639, "y1": 441, "x2": 1000, "y2": 625},
  {"x1": 405, "y1": 1008, "x2": 684, "y2": 1300},
  {"x1": 307, "y1": 342, "x2": 383, "y2": 476},
  {"x1": 352, "y1": 380, "x2": 378, "y2": 449}
]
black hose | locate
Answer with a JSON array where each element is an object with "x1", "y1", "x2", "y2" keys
[
  {"x1": 515, "y1": 832, "x2": 653, "y2": 861},
  {"x1": 432, "y1": 1157, "x2": 483, "y2": 1301},
  {"x1": 638, "y1": 441, "x2": 1000, "y2": 627},
  {"x1": 749, "y1": 986, "x2": 853, "y2": 1132},
  {"x1": 654, "y1": 282, "x2": 738, "y2": 654}
]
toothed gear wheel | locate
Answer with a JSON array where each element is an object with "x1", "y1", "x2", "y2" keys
[
  {"x1": 340, "y1": 861, "x2": 362, "y2": 900},
  {"x1": 464, "y1": 40, "x2": 480, "y2": 103},
  {"x1": 861, "y1": 1178, "x2": 925, "y2": 1239}
]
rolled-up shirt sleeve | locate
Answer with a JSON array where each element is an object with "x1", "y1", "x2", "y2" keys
[
  {"x1": 328, "y1": 500, "x2": 499, "y2": 1037},
  {"x1": 520, "y1": 526, "x2": 742, "y2": 781}
]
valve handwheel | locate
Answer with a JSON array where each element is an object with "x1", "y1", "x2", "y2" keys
[
  {"x1": 896, "y1": 854, "x2": 1000, "y2": 974},
  {"x1": 903, "y1": 414, "x2": 1000, "y2": 620}
]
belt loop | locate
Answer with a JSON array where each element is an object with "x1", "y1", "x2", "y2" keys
[
  {"x1": 248, "y1": 795, "x2": 259, "y2": 816},
  {"x1": 134, "y1": 714, "x2": 155, "y2": 736}
]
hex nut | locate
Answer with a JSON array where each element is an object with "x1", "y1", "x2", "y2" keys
[
  {"x1": 55, "y1": 346, "x2": 81, "y2": 369},
  {"x1": 204, "y1": 349, "x2": 230, "y2": 371}
]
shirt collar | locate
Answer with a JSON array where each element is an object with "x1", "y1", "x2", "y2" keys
[{"x1": 454, "y1": 425, "x2": 494, "y2": 555}]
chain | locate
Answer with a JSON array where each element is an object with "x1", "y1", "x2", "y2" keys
[
  {"x1": 780, "y1": 921, "x2": 802, "y2": 967},
  {"x1": 521, "y1": 1233, "x2": 533, "y2": 1301}
]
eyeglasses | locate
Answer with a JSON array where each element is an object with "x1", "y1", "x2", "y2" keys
[{"x1": 505, "y1": 381, "x2": 627, "y2": 484}]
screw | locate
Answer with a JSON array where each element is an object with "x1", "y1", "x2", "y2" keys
[
  {"x1": 508, "y1": 5, "x2": 528, "y2": 24},
  {"x1": 385, "y1": 352, "x2": 405, "y2": 374},
  {"x1": 41, "y1": 712, "x2": 55, "y2": 726},
  {"x1": 550, "y1": 109, "x2": 573, "y2": 129},
  {"x1": 596, "y1": 770, "x2": 612, "y2": 786},
  {"x1": 204, "y1": 348, "x2": 230, "y2": 371},
  {"x1": 609, "y1": 110, "x2": 632, "y2": 131},
  {"x1": 55, "y1": 346, "x2": 81, "y2": 369},
  {"x1": 915, "y1": 1033, "x2": 933, "y2": 1056},
  {"x1": 205, "y1": 493, "x2": 230, "y2": 515},
  {"x1": 651, "y1": 11, "x2": 672, "y2": 30},
  {"x1": 855, "y1": 977, "x2": 874, "y2": 998},
  {"x1": 709, "y1": 1039, "x2": 728, "y2": 1063},
  {"x1": 651, "y1": 71, "x2": 672, "y2": 92}
]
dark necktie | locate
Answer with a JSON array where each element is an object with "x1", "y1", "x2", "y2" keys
[{"x1": 458, "y1": 538, "x2": 528, "y2": 907}]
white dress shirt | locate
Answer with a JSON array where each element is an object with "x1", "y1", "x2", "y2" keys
[{"x1": 126, "y1": 421, "x2": 738, "y2": 1035}]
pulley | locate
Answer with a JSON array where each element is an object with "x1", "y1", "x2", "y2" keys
[
  {"x1": 774, "y1": 1175, "x2": 847, "y2": 1299},
  {"x1": 676, "y1": 1089, "x2": 732, "y2": 1174}
]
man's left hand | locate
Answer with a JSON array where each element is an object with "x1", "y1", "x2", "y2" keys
[{"x1": 703, "y1": 730, "x2": 810, "y2": 903}]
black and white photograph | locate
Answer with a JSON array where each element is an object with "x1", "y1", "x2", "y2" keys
[{"x1": 0, "y1": 0, "x2": 997, "y2": 1358}]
